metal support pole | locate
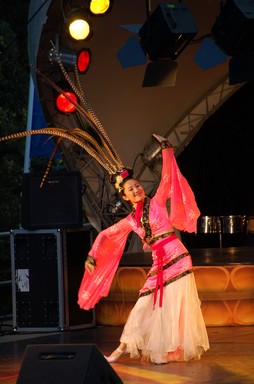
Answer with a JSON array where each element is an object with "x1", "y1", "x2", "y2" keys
[{"x1": 23, "y1": 75, "x2": 34, "y2": 173}]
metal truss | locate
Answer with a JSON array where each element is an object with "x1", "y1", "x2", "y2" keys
[
  {"x1": 130, "y1": 76, "x2": 245, "y2": 198},
  {"x1": 164, "y1": 76, "x2": 244, "y2": 157}
]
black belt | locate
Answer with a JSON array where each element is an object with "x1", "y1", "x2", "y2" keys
[{"x1": 145, "y1": 231, "x2": 175, "y2": 245}]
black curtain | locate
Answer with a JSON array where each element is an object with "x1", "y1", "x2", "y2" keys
[{"x1": 178, "y1": 81, "x2": 254, "y2": 217}]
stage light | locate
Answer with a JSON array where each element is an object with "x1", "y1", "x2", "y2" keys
[
  {"x1": 64, "y1": 2, "x2": 113, "y2": 41},
  {"x1": 49, "y1": 47, "x2": 91, "y2": 74},
  {"x1": 55, "y1": 83, "x2": 78, "y2": 114},
  {"x1": 139, "y1": 2, "x2": 198, "y2": 61},
  {"x1": 49, "y1": 48, "x2": 76, "y2": 68},
  {"x1": 142, "y1": 141, "x2": 162, "y2": 165},
  {"x1": 77, "y1": 49, "x2": 91, "y2": 73},
  {"x1": 56, "y1": 92, "x2": 77, "y2": 113},
  {"x1": 69, "y1": 19, "x2": 90, "y2": 41},
  {"x1": 211, "y1": 0, "x2": 254, "y2": 57},
  {"x1": 89, "y1": 0, "x2": 111, "y2": 15},
  {"x1": 211, "y1": 0, "x2": 254, "y2": 84},
  {"x1": 66, "y1": 9, "x2": 92, "y2": 41}
]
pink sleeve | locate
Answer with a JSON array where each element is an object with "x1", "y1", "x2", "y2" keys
[
  {"x1": 78, "y1": 217, "x2": 132, "y2": 310},
  {"x1": 88, "y1": 218, "x2": 132, "y2": 260},
  {"x1": 155, "y1": 147, "x2": 200, "y2": 233}
]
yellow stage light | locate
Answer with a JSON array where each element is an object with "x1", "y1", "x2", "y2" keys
[
  {"x1": 89, "y1": 0, "x2": 110, "y2": 15},
  {"x1": 69, "y1": 18, "x2": 90, "y2": 40}
]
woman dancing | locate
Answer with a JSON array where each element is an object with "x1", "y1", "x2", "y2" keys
[{"x1": 78, "y1": 134, "x2": 209, "y2": 365}]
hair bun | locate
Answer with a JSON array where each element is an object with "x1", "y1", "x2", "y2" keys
[
  {"x1": 110, "y1": 167, "x2": 133, "y2": 185},
  {"x1": 109, "y1": 167, "x2": 134, "y2": 193}
]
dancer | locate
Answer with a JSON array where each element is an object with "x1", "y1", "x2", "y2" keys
[{"x1": 78, "y1": 134, "x2": 209, "y2": 365}]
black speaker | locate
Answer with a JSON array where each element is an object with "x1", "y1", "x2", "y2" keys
[
  {"x1": 21, "y1": 171, "x2": 83, "y2": 229},
  {"x1": 16, "y1": 344, "x2": 123, "y2": 384}
]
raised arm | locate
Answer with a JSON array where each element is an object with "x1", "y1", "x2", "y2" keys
[{"x1": 153, "y1": 134, "x2": 200, "y2": 233}]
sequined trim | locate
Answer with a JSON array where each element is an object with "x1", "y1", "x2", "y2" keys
[
  {"x1": 139, "y1": 269, "x2": 193, "y2": 298},
  {"x1": 148, "y1": 231, "x2": 175, "y2": 245},
  {"x1": 136, "y1": 198, "x2": 175, "y2": 246},
  {"x1": 147, "y1": 252, "x2": 189, "y2": 278},
  {"x1": 141, "y1": 197, "x2": 152, "y2": 243}
]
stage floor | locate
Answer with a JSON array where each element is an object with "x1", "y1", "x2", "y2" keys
[{"x1": 0, "y1": 324, "x2": 254, "y2": 383}]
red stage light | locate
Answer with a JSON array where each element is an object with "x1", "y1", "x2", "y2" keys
[
  {"x1": 77, "y1": 49, "x2": 91, "y2": 73},
  {"x1": 56, "y1": 92, "x2": 77, "y2": 113}
]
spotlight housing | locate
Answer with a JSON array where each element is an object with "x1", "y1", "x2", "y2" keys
[
  {"x1": 49, "y1": 48, "x2": 91, "y2": 74},
  {"x1": 211, "y1": 0, "x2": 254, "y2": 57},
  {"x1": 211, "y1": 0, "x2": 254, "y2": 84},
  {"x1": 139, "y1": 2, "x2": 198, "y2": 61},
  {"x1": 66, "y1": 8, "x2": 92, "y2": 41}
]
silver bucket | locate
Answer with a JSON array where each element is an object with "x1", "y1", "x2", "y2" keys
[
  {"x1": 221, "y1": 215, "x2": 247, "y2": 234},
  {"x1": 198, "y1": 216, "x2": 221, "y2": 233}
]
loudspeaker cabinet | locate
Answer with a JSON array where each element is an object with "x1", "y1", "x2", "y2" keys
[
  {"x1": 21, "y1": 171, "x2": 83, "y2": 230},
  {"x1": 10, "y1": 226, "x2": 96, "y2": 332},
  {"x1": 16, "y1": 344, "x2": 123, "y2": 384}
]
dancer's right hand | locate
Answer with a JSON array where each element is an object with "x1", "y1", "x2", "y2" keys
[{"x1": 84, "y1": 255, "x2": 96, "y2": 274}]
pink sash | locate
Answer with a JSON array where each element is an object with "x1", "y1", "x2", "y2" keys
[{"x1": 151, "y1": 235, "x2": 177, "y2": 307}]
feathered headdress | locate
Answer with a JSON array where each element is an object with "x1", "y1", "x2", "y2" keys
[{"x1": 0, "y1": 42, "x2": 132, "y2": 190}]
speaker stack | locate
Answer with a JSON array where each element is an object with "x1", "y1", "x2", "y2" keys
[{"x1": 11, "y1": 171, "x2": 97, "y2": 331}]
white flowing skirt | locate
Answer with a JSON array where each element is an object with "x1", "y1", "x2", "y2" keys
[{"x1": 120, "y1": 273, "x2": 210, "y2": 364}]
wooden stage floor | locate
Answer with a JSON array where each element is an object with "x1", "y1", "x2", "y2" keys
[{"x1": 0, "y1": 324, "x2": 254, "y2": 383}]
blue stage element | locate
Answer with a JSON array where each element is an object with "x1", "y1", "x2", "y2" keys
[
  {"x1": 194, "y1": 37, "x2": 228, "y2": 70},
  {"x1": 117, "y1": 36, "x2": 147, "y2": 68},
  {"x1": 120, "y1": 24, "x2": 142, "y2": 34},
  {"x1": 30, "y1": 92, "x2": 61, "y2": 159}
]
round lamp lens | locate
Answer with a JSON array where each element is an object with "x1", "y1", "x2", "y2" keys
[
  {"x1": 56, "y1": 92, "x2": 77, "y2": 113},
  {"x1": 77, "y1": 50, "x2": 91, "y2": 73},
  {"x1": 90, "y1": 0, "x2": 110, "y2": 15},
  {"x1": 69, "y1": 19, "x2": 90, "y2": 40}
]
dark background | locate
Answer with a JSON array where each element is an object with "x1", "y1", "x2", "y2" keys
[{"x1": 178, "y1": 81, "x2": 254, "y2": 218}]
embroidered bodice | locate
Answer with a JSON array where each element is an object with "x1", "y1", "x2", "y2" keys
[{"x1": 126, "y1": 199, "x2": 174, "y2": 242}]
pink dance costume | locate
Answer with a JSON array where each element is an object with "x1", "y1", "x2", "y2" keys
[{"x1": 78, "y1": 147, "x2": 209, "y2": 364}]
